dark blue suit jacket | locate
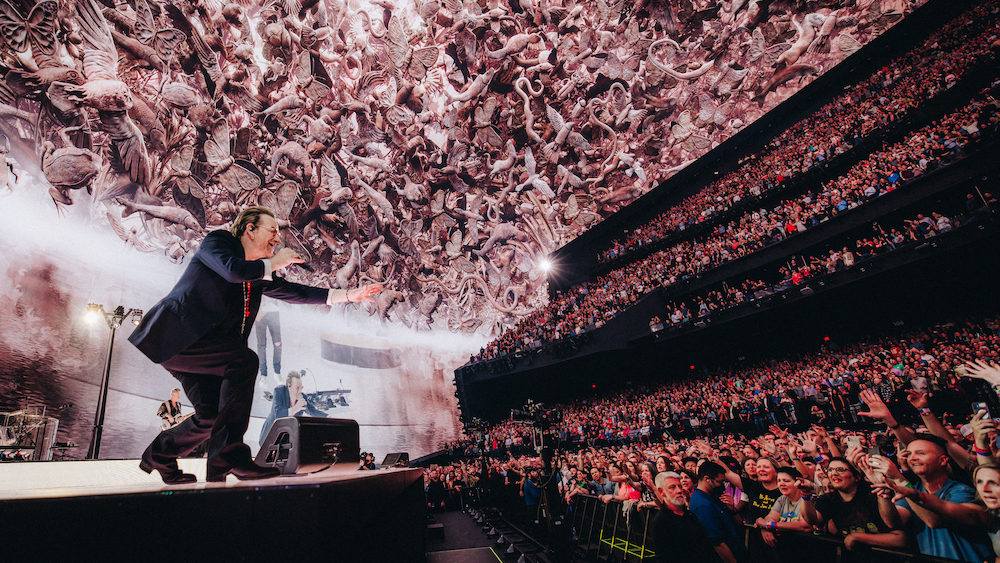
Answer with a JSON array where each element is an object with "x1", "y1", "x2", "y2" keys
[{"x1": 129, "y1": 230, "x2": 329, "y2": 363}]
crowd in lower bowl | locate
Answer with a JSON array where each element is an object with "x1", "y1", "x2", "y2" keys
[{"x1": 436, "y1": 315, "x2": 1000, "y2": 562}]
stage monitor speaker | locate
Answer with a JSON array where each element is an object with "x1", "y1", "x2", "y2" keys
[
  {"x1": 380, "y1": 452, "x2": 409, "y2": 468},
  {"x1": 255, "y1": 417, "x2": 359, "y2": 475}
]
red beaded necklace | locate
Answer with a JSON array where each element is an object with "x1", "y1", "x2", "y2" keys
[{"x1": 241, "y1": 281, "x2": 250, "y2": 334}]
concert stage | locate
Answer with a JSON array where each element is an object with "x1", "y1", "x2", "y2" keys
[{"x1": 0, "y1": 459, "x2": 425, "y2": 561}]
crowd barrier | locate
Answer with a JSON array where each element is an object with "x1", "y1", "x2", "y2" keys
[
  {"x1": 568, "y1": 494, "x2": 963, "y2": 563},
  {"x1": 571, "y1": 494, "x2": 659, "y2": 561}
]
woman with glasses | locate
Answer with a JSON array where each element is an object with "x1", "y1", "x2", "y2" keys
[{"x1": 800, "y1": 457, "x2": 906, "y2": 551}]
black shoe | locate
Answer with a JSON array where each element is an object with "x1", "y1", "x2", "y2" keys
[
  {"x1": 139, "y1": 458, "x2": 197, "y2": 485},
  {"x1": 206, "y1": 444, "x2": 281, "y2": 482}
]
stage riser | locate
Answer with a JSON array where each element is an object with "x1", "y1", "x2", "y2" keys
[{"x1": 0, "y1": 467, "x2": 425, "y2": 562}]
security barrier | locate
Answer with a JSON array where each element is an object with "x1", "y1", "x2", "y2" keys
[
  {"x1": 570, "y1": 495, "x2": 657, "y2": 561},
  {"x1": 569, "y1": 494, "x2": 964, "y2": 563}
]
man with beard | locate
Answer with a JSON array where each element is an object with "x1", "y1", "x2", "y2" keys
[
  {"x1": 652, "y1": 471, "x2": 723, "y2": 563},
  {"x1": 689, "y1": 461, "x2": 746, "y2": 563}
]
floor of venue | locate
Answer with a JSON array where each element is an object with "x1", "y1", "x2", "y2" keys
[
  {"x1": 427, "y1": 511, "x2": 509, "y2": 563},
  {"x1": 426, "y1": 509, "x2": 565, "y2": 563}
]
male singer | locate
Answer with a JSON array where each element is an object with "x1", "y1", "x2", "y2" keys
[{"x1": 130, "y1": 206, "x2": 381, "y2": 484}]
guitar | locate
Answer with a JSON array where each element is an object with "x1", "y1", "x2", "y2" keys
[{"x1": 160, "y1": 412, "x2": 195, "y2": 431}]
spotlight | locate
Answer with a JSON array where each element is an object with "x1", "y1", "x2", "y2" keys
[
  {"x1": 131, "y1": 310, "x2": 143, "y2": 326},
  {"x1": 110, "y1": 305, "x2": 126, "y2": 328},
  {"x1": 85, "y1": 303, "x2": 102, "y2": 324},
  {"x1": 538, "y1": 258, "x2": 552, "y2": 273}
]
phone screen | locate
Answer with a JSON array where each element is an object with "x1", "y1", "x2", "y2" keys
[{"x1": 974, "y1": 402, "x2": 992, "y2": 419}]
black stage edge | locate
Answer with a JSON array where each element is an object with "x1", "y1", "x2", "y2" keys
[{"x1": 0, "y1": 462, "x2": 425, "y2": 562}]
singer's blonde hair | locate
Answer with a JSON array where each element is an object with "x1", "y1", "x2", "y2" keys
[{"x1": 231, "y1": 206, "x2": 275, "y2": 238}]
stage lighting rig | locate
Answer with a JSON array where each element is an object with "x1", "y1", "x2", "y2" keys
[{"x1": 83, "y1": 303, "x2": 143, "y2": 459}]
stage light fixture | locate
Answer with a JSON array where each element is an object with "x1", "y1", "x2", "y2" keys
[
  {"x1": 83, "y1": 302, "x2": 143, "y2": 460},
  {"x1": 539, "y1": 257, "x2": 553, "y2": 273},
  {"x1": 85, "y1": 303, "x2": 102, "y2": 324}
]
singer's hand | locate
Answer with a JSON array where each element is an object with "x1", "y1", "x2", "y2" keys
[
  {"x1": 347, "y1": 284, "x2": 383, "y2": 303},
  {"x1": 271, "y1": 247, "x2": 304, "y2": 270}
]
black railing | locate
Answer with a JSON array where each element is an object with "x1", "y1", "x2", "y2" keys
[
  {"x1": 569, "y1": 494, "x2": 967, "y2": 563},
  {"x1": 570, "y1": 494, "x2": 658, "y2": 561}
]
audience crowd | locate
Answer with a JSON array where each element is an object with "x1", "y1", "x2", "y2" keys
[
  {"x1": 436, "y1": 6, "x2": 1000, "y2": 563},
  {"x1": 471, "y1": 89, "x2": 999, "y2": 364},
  {"x1": 461, "y1": 315, "x2": 1000, "y2": 449},
  {"x1": 600, "y1": 1, "x2": 1000, "y2": 264},
  {"x1": 435, "y1": 315, "x2": 1000, "y2": 562},
  {"x1": 656, "y1": 207, "x2": 963, "y2": 329}
]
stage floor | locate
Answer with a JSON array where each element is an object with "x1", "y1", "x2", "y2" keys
[
  {"x1": 0, "y1": 459, "x2": 426, "y2": 561},
  {"x1": 0, "y1": 457, "x2": 389, "y2": 499}
]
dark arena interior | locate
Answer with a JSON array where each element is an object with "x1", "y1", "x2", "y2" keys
[{"x1": 1, "y1": 0, "x2": 999, "y2": 561}]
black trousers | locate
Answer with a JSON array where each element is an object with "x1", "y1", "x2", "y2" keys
[{"x1": 143, "y1": 335, "x2": 258, "y2": 467}]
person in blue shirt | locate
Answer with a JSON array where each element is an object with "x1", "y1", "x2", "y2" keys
[
  {"x1": 688, "y1": 461, "x2": 746, "y2": 563},
  {"x1": 879, "y1": 437, "x2": 993, "y2": 562},
  {"x1": 524, "y1": 467, "x2": 542, "y2": 517}
]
